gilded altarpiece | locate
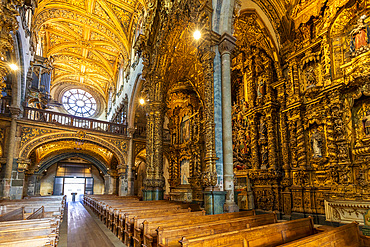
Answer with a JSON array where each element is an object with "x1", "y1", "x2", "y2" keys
[
  {"x1": 232, "y1": 2, "x2": 370, "y2": 224},
  {"x1": 166, "y1": 85, "x2": 203, "y2": 202},
  {"x1": 232, "y1": 10, "x2": 282, "y2": 212}
]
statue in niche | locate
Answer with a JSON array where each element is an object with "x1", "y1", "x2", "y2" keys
[
  {"x1": 257, "y1": 74, "x2": 266, "y2": 98},
  {"x1": 261, "y1": 146, "x2": 268, "y2": 169},
  {"x1": 311, "y1": 129, "x2": 323, "y2": 158},
  {"x1": 350, "y1": 15, "x2": 370, "y2": 55},
  {"x1": 259, "y1": 116, "x2": 267, "y2": 140},
  {"x1": 180, "y1": 116, "x2": 190, "y2": 143},
  {"x1": 305, "y1": 66, "x2": 316, "y2": 88},
  {"x1": 180, "y1": 159, "x2": 190, "y2": 185},
  {"x1": 362, "y1": 110, "x2": 370, "y2": 135}
]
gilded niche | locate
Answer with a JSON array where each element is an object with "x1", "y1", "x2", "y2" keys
[{"x1": 166, "y1": 81, "x2": 203, "y2": 202}]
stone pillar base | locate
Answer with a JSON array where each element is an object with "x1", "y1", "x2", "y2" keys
[
  {"x1": 0, "y1": 178, "x2": 11, "y2": 199},
  {"x1": 203, "y1": 191, "x2": 226, "y2": 215},
  {"x1": 143, "y1": 188, "x2": 164, "y2": 201},
  {"x1": 224, "y1": 201, "x2": 239, "y2": 213}
]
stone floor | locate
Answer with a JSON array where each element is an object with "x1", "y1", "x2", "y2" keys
[{"x1": 59, "y1": 201, "x2": 125, "y2": 247}]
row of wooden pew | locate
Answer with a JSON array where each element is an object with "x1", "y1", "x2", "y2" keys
[
  {"x1": 0, "y1": 195, "x2": 66, "y2": 246},
  {"x1": 84, "y1": 195, "x2": 370, "y2": 247}
]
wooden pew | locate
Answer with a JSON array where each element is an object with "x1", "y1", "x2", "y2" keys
[
  {"x1": 135, "y1": 210, "x2": 255, "y2": 247},
  {"x1": 155, "y1": 213, "x2": 277, "y2": 247},
  {"x1": 103, "y1": 201, "x2": 181, "y2": 225},
  {"x1": 26, "y1": 206, "x2": 45, "y2": 220},
  {"x1": 107, "y1": 204, "x2": 185, "y2": 231},
  {"x1": 0, "y1": 207, "x2": 24, "y2": 222},
  {"x1": 0, "y1": 236, "x2": 57, "y2": 247},
  {"x1": 0, "y1": 218, "x2": 58, "y2": 247},
  {"x1": 277, "y1": 222, "x2": 370, "y2": 247},
  {"x1": 0, "y1": 196, "x2": 64, "y2": 246},
  {"x1": 178, "y1": 217, "x2": 315, "y2": 247},
  {"x1": 123, "y1": 211, "x2": 205, "y2": 246},
  {"x1": 114, "y1": 207, "x2": 190, "y2": 238}
]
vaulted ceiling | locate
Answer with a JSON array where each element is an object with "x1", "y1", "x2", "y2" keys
[{"x1": 32, "y1": 0, "x2": 147, "y2": 101}]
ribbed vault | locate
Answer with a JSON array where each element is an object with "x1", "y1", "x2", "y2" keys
[{"x1": 32, "y1": 0, "x2": 147, "y2": 102}]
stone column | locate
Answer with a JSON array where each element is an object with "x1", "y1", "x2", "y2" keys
[
  {"x1": 117, "y1": 164, "x2": 128, "y2": 196},
  {"x1": 143, "y1": 101, "x2": 164, "y2": 200},
  {"x1": 127, "y1": 128, "x2": 135, "y2": 195},
  {"x1": 26, "y1": 173, "x2": 40, "y2": 196},
  {"x1": 219, "y1": 33, "x2": 239, "y2": 213},
  {"x1": 104, "y1": 174, "x2": 117, "y2": 195},
  {"x1": 2, "y1": 107, "x2": 21, "y2": 199}
]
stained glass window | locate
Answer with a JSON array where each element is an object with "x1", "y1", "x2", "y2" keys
[{"x1": 62, "y1": 89, "x2": 97, "y2": 117}]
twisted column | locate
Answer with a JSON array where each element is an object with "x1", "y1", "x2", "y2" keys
[{"x1": 143, "y1": 101, "x2": 165, "y2": 200}]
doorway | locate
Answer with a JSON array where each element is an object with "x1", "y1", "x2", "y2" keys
[{"x1": 64, "y1": 178, "x2": 85, "y2": 202}]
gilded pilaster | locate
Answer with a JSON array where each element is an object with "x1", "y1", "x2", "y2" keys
[
  {"x1": 200, "y1": 50, "x2": 217, "y2": 189},
  {"x1": 249, "y1": 115, "x2": 259, "y2": 169},
  {"x1": 144, "y1": 100, "x2": 165, "y2": 200},
  {"x1": 296, "y1": 117, "x2": 307, "y2": 169},
  {"x1": 266, "y1": 108, "x2": 277, "y2": 170}
]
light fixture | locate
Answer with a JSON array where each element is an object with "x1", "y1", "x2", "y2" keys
[
  {"x1": 193, "y1": 30, "x2": 201, "y2": 40},
  {"x1": 9, "y1": 63, "x2": 18, "y2": 71},
  {"x1": 139, "y1": 98, "x2": 145, "y2": 105}
]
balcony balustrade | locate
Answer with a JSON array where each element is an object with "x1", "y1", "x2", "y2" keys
[{"x1": 23, "y1": 107, "x2": 127, "y2": 136}]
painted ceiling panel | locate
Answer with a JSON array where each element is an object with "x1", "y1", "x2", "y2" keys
[{"x1": 33, "y1": 0, "x2": 146, "y2": 102}]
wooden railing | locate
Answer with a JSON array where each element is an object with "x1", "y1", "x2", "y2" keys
[{"x1": 23, "y1": 107, "x2": 127, "y2": 136}]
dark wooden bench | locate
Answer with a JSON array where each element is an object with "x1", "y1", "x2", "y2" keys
[
  {"x1": 155, "y1": 213, "x2": 277, "y2": 247},
  {"x1": 179, "y1": 217, "x2": 315, "y2": 247},
  {"x1": 277, "y1": 222, "x2": 370, "y2": 247},
  {"x1": 123, "y1": 211, "x2": 206, "y2": 246},
  {"x1": 0, "y1": 218, "x2": 59, "y2": 246},
  {"x1": 135, "y1": 210, "x2": 256, "y2": 247}
]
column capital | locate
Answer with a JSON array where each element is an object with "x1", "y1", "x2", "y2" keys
[
  {"x1": 9, "y1": 106, "x2": 21, "y2": 118},
  {"x1": 128, "y1": 127, "x2": 136, "y2": 137},
  {"x1": 218, "y1": 33, "x2": 236, "y2": 55}
]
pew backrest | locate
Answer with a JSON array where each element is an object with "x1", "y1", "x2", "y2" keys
[
  {"x1": 0, "y1": 207, "x2": 24, "y2": 222},
  {"x1": 179, "y1": 217, "x2": 315, "y2": 247},
  {"x1": 277, "y1": 222, "x2": 366, "y2": 247}
]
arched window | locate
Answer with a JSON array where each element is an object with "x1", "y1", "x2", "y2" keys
[{"x1": 62, "y1": 89, "x2": 97, "y2": 117}]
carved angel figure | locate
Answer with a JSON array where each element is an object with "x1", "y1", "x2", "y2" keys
[{"x1": 311, "y1": 129, "x2": 322, "y2": 158}]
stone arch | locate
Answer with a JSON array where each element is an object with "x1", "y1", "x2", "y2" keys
[
  {"x1": 218, "y1": 0, "x2": 280, "y2": 50},
  {"x1": 127, "y1": 73, "x2": 144, "y2": 130},
  {"x1": 19, "y1": 132, "x2": 126, "y2": 165},
  {"x1": 35, "y1": 152, "x2": 108, "y2": 175}
]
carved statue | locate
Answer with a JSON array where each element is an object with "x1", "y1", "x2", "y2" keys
[
  {"x1": 311, "y1": 129, "x2": 322, "y2": 158},
  {"x1": 305, "y1": 66, "x2": 316, "y2": 88},
  {"x1": 362, "y1": 110, "x2": 370, "y2": 135},
  {"x1": 350, "y1": 15, "x2": 370, "y2": 55},
  {"x1": 257, "y1": 75, "x2": 266, "y2": 98}
]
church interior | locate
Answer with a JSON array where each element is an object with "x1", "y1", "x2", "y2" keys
[{"x1": 2, "y1": 0, "x2": 370, "y2": 246}]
